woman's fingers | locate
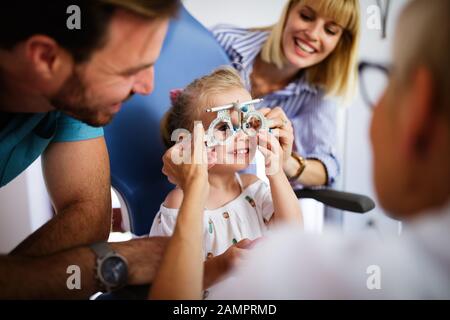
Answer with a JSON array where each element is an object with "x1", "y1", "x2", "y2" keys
[
  {"x1": 271, "y1": 128, "x2": 294, "y2": 146},
  {"x1": 259, "y1": 107, "x2": 271, "y2": 116},
  {"x1": 261, "y1": 107, "x2": 291, "y2": 129}
]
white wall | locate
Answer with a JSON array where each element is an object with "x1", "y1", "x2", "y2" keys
[
  {"x1": 342, "y1": 0, "x2": 408, "y2": 236},
  {"x1": 184, "y1": 0, "x2": 285, "y2": 28},
  {"x1": 0, "y1": 158, "x2": 52, "y2": 253}
]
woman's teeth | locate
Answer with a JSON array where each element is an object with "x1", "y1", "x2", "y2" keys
[{"x1": 295, "y1": 38, "x2": 316, "y2": 54}]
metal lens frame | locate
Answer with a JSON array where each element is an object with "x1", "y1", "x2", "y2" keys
[
  {"x1": 242, "y1": 110, "x2": 267, "y2": 137},
  {"x1": 206, "y1": 110, "x2": 235, "y2": 147},
  {"x1": 205, "y1": 99, "x2": 267, "y2": 147}
]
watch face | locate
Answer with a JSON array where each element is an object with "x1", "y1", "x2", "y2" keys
[{"x1": 101, "y1": 256, "x2": 128, "y2": 287}]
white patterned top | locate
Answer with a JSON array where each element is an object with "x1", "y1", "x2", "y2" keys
[{"x1": 149, "y1": 173, "x2": 274, "y2": 259}]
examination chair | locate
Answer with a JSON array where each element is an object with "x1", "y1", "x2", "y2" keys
[{"x1": 101, "y1": 5, "x2": 375, "y2": 299}]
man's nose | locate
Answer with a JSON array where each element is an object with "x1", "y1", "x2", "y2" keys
[{"x1": 132, "y1": 67, "x2": 154, "y2": 95}]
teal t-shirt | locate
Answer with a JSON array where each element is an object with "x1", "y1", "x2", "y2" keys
[{"x1": 0, "y1": 111, "x2": 104, "y2": 187}]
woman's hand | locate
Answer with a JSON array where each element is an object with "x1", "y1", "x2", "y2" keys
[
  {"x1": 162, "y1": 123, "x2": 216, "y2": 192},
  {"x1": 259, "y1": 107, "x2": 294, "y2": 168}
]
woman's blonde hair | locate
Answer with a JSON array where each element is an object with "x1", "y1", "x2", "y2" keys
[
  {"x1": 260, "y1": 0, "x2": 360, "y2": 98},
  {"x1": 160, "y1": 67, "x2": 246, "y2": 148}
]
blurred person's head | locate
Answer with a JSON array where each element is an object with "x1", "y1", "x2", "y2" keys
[
  {"x1": 161, "y1": 67, "x2": 256, "y2": 174},
  {"x1": 0, "y1": 0, "x2": 179, "y2": 126},
  {"x1": 371, "y1": 0, "x2": 450, "y2": 219},
  {"x1": 260, "y1": 0, "x2": 360, "y2": 97}
]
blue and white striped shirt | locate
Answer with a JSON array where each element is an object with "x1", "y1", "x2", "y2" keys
[{"x1": 212, "y1": 25, "x2": 340, "y2": 186}]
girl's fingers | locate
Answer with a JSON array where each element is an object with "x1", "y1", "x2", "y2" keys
[
  {"x1": 258, "y1": 130, "x2": 278, "y2": 151},
  {"x1": 257, "y1": 144, "x2": 273, "y2": 162}
]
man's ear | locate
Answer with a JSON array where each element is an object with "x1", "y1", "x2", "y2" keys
[
  {"x1": 399, "y1": 66, "x2": 436, "y2": 160},
  {"x1": 24, "y1": 35, "x2": 70, "y2": 79}
]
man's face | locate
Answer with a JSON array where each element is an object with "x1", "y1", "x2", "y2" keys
[{"x1": 52, "y1": 10, "x2": 169, "y2": 127}]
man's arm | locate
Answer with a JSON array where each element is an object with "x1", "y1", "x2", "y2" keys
[
  {"x1": 0, "y1": 237, "x2": 168, "y2": 299},
  {"x1": 11, "y1": 137, "x2": 111, "y2": 257}
]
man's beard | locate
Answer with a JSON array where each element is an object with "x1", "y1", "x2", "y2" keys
[{"x1": 51, "y1": 70, "x2": 114, "y2": 127}]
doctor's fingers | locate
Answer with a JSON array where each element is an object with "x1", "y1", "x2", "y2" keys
[{"x1": 192, "y1": 123, "x2": 208, "y2": 165}]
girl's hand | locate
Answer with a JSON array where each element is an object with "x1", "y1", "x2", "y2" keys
[
  {"x1": 162, "y1": 123, "x2": 216, "y2": 191},
  {"x1": 259, "y1": 107, "x2": 294, "y2": 168},
  {"x1": 257, "y1": 130, "x2": 284, "y2": 176}
]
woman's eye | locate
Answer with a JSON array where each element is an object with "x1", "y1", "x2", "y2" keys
[
  {"x1": 300, "y1": 12, "x2": 313, "y2": 21},
  {"x1": 325, "y1": 25, "x2": 340, "y2": 36},
  {"x1": 325, "y1": 28, "x2": 337, "y2": 35}
]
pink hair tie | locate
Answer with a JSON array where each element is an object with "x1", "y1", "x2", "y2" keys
[{"x1": 169, "y1": 88, "x2": 183, "y2": 105}]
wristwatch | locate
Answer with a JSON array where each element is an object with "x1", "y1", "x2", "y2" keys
[
  {"x1": 289, "y1": 151, "x2": 307, "y2": 182},
  {"x1": 90, "y1": 242, "x2": 129, "y2": 292}
]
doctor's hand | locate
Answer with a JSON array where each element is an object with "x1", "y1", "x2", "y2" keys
[
  {"x1": 162, "y1": 123, "x2": 217, "y2": 191},
  {"x1": 259, "y1": 107, "x2": 294, "y2": 168}
]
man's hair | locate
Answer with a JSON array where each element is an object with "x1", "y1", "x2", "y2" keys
[
  {"x1": 395, "y1": 0, "x2": 450, "y2": 120},
  {"x1": 160, "y1": 66, "x2": 246, "y2": 148},
  {"x1": 0, "y1": 0, "x2": 179, "y2": 63}
]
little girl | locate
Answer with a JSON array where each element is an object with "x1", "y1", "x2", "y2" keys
[{"x1": 149, "y1": 67, "x2": 302, "y2": 298}]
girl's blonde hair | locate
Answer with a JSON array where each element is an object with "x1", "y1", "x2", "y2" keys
[
  {"x1": 260, "y1": 0, "x2": 360, "y2": 98},
  {"x1": 160, "y1": 66, "x2": 246, "y2": 148}
]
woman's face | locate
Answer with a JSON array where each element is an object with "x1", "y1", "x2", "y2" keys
[{"x1": 282, "y1": 3, "x2": 344, "y2": 70}]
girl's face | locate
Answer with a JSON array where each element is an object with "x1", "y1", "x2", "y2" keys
[
  {"x1": 282, "y1": 2, "x2": 344, "y2": 70},
  {"x1": 201, "y1": 88, "x2": 256, "y2": 173}
]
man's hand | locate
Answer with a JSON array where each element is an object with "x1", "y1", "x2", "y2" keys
[
  {"x1": 112, "y1": 237, "x2": 169, "y2": 285},
  {"x1": 203, "y1": 238, "x2": 258, "y2": 289}
]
